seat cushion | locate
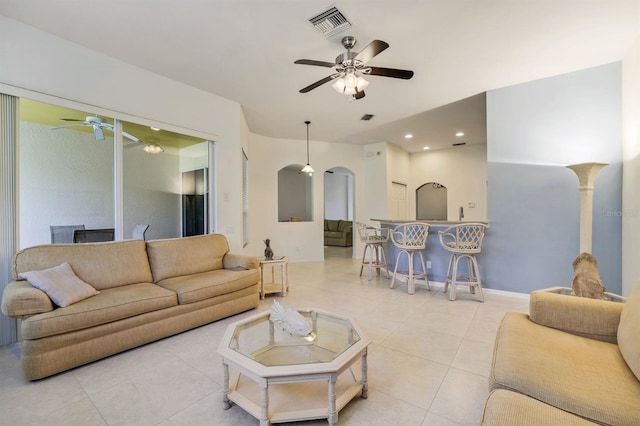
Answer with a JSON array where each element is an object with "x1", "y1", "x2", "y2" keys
[
  {"x1": 156, "y1": 268, "x2": 259, "y2": 304},
  {"x1": 618, "y1": 281, "x2": 640, "y2": 381},
  {"x1": 491, "y1": 312, "x2": 640, "y2": 425},
  {"x1": 481, "y1": 390, "x2": 597, "y2": 425},
  {"x1": 327, "y1": 231, "x2": 344, "y2": 239},
  {"x1": 21, "y1": 283, "x2": 177, "y2": 339}
]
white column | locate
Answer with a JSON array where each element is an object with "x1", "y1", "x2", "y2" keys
[{"x1": 566, "y1": 162, "x2": 608, "y2": 254}]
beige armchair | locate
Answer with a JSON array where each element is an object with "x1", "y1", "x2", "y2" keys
[{"x1": 484, "y1": 284, "x2": 639, "y2": 425}]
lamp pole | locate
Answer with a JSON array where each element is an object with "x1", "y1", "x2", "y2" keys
[{"x1": 566, "y1": 162, "x2": 608, "y2": 254}]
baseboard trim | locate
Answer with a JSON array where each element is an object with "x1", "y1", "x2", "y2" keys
[{"x1": 426, "y1": 281, "x2": 530, "y2": 300}]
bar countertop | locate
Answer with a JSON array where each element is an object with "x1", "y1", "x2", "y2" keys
[{"x1": 371, "y1": 219, "x2": 489, "y2": 227}]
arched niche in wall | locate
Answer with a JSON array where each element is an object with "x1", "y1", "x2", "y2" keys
[
  {"x1": 416, "y1": 182, "x2": 447, "y2": 220},
  {"x1": 278, "y1": 164, "x2": 313, "y2": 222}
]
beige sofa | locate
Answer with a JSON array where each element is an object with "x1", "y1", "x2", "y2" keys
[
  {"x1": 1, "y1": 234, "x2": 260, "y2": 380},
  {"x1": 482, "y1": 283, "x2": 640, "y2": 425},
  {"x1": 324, "y1": 219, "x2": 353, "y2": 247}
]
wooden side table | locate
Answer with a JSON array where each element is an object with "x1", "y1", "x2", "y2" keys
[{"x1": 258, "y1": 256, "x2": 289, "y2": 299}]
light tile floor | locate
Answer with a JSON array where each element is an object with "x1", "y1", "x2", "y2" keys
[{"x1": 0, "y1": 254, "x2": 529, "y2": 426}]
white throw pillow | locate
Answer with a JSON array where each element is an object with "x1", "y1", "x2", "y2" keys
[{"x1": 19, "y1": 262, "x2": 99, "y2": 307}]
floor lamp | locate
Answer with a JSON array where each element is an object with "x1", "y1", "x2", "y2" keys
[{"x1": 566, "y1": 162, "x2": 608, "y2": 254}]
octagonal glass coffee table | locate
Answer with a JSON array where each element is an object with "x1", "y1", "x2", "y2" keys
[{"x1": 218, "y1": 308, "x2": 370, "y2": 425}]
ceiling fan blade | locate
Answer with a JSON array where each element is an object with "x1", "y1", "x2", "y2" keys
[
  {"x1": 354, "y1": 40, "x2": 389, "y2": 64},
  {"x1": 93, "y1": 125, "x2": 105, "y2": 141},
  {"x1": 51, "y1": 123, "x2": 88, "y2": 130},
  {"x1": 354, "y1": 90, "x2": 365, "y2": 100},
  {"x1": 122, "y1": 131, "x2": 139, "y2": 142},
  {"x1": 59, "y1": 118, "x2": 86, "y2": 122},
  {"x1": 299, "y1": 73, "x2": 341, "y2": 93},
  {"x1": 365, "y1": 66, "x2": 414, "y2": 79},
  {"x1": 294, "y1": 59, "x2": 336, "y2": 68}
]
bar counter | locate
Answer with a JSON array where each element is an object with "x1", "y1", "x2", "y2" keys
[{"x1": 372, "y1": 219, "x2": 490, "y2": 285}]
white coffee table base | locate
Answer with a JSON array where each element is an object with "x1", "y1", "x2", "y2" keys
[{"x1": 222, "y1": 349, "x2": 368, "y2": 425}]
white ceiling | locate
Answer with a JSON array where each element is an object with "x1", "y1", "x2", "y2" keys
[{"x1": 1, "y1": 0, "x2": 639, "y2": 152}]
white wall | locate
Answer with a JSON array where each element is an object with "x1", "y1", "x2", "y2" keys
[
  {"x1": 249, "y1": 133, "x2": 365, "y2": 261},
  {"x1": 622, "y1": 36, "x2": 640, "y2": 296},
  {"x1": 0, "y1": 15, "x2": 246, "y2": 251},
  {"x1": 324, "y1": 172, "x2": 350, "y2": 220},
  {"x1": 486, "y1": 62, "x2": 622, "y2": 294},
  {"x1": 387, "y1": 144, "x2": 411, "y2": 219},
  {"x1": 410, "y1": 144, "x2": 488, "y2": 222}
]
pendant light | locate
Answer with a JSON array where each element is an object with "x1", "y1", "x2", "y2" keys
[{"x1": 300, "y1": 120, "x2": 314, "y2": 176}]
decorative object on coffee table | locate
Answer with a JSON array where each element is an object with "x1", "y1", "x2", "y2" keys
[
  {"x1": 264, "y1": 239, "x2": 274, "y2": 260},
  {"x1": 270, "y1": 300, "x2": 314, "y2": 340},
  {"x1": 572, "y1": 252, "x2": 607, "y2": 300}
]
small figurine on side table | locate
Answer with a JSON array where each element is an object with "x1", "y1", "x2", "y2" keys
[{"x1": 264, "y1": 239, "x2": 274, "y2": 260}]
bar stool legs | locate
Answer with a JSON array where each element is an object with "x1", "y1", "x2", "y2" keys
[
  {"x1": 390, "y1": 249, "x2": 430, "y2": 295},
  {"x1": 360, "y1": 242, "x2": 389, "y2": 281},
  {"x1": 444, "y1": 252, "x2": 484, "y2": 302}
]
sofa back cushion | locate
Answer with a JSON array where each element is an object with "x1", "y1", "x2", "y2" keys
[
  {"x1": 338, "y1": 220, "x2": 352, "y2": 232},
  {"x1": 146, "y1": 234, "x2": 229, "y2": 282},
  {"x1": 326, "y1": 219, "x2": 340, "y2": 232},
  {"x1": 618, "y1": 281, "x2": 640, "y2": 380},
  {"x1": 13, "y1": 240, "x2": 152, "y2": 290}
]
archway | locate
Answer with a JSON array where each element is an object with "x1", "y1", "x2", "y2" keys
[{"x1": 323, "y1": 167, "x2": 355, "y2": 258}]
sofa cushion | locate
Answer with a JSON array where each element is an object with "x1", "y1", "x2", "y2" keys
[
  {"x1": 618, "y1": 281, "x2": 640, "y2": 381},
  {"x1": 156, "y1": 268, "x2": 259, "y2": 304},
  {"x1": 491, "y1": 312, "x2": 640, "y2": 425},
  {"x1": 326, "y1": 220, "x2": 340, "y2": 232},
  {"x1": 146, "y1": 234, "x2": 229, "y2": 282},
  {"x1": 13, "y1": 240, "x2": 153, "y2": 290},
  {"x1": 18, "y1": 262, "x2": 99, "y2": 307},
  {"x1": 21, "y1": 283, "x2": 177, "y2": 340},
  {"x1": 481, "y1": 389, "x2": 598, "y2": 425},
  {"x1": 326, "y1": 231, "x2": 344, "y2": 239},
  {"x1": 338, "y1": 220, "x2": 351, "y2": 232}
]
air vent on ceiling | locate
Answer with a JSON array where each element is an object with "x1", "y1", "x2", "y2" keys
[
  {"x1": 308, "y1": 6, "x2": 351, "y2": 37},
  {"x1": 453, "y1": 142, "x2": 466, "y2": 147},
  {"x1": 361, "y1": 114, "x2": 375, "y2": 121}
]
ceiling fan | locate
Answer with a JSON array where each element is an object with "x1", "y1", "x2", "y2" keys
[
  {"x1": 295, "y1": 36, "x2": 414, "y2": 100},
  {"x1": 52, "y1": 116, "x2": 139, "y2": 142}
]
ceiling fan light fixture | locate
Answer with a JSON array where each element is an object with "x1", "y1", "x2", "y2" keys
[
  {"x1": 332, "y1": 72, "x2": 368, "y2": 96},
  {"x1": 144, "y1": 143, "x2": 164, "y2": 154}
]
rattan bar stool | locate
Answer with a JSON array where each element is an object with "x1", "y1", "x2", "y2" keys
[
  {"x1": 356, "y1": 222, "x2": 390, "y2": 280},
  {"x1": 438, "y1": 223, "x2": 488, "y2": 301},
  {"x1": 390, "y1": 222, "x2": 430, "y2": 295}
]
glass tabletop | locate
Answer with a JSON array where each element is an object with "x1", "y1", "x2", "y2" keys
[{"x1": 228, "y1": 310, "x2": 362, "y2": 367}]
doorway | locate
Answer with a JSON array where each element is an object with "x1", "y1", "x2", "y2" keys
[{"x1": 323, "y1": 167, "x2": 355, "y2": 258}]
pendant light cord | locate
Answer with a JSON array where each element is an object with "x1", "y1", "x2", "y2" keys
[{"x1": 305, "y1": 120, "x2": 311, "y2": 164}]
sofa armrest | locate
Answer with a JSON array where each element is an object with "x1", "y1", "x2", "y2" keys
[
  {"x1": 1, "y1": 281, "x2": 54, "y2": 318},
  {"x1": 223, "y1": 253, "x2": 259, "y2": 271},
  {"x1": 529, "y1": 287, "x2": 623, "y2": 343}
]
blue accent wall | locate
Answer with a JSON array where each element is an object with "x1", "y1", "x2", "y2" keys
[{"x1": 485, "y1": 63, "x2": 622, "y2": 294}]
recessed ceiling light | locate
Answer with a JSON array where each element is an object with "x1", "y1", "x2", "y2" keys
[
  {"x1": 423, "y1": 146, "x2": 430, "y2": 150},
  {"x1": 455, "y1": 131, "x2": 464, "y2": 137},
  {"x1": 150, "y1": 126, "x2": 160, "y2": 131},
  {"x1": 405, "y1": 133, "x2": 413, "y2": 139}
]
